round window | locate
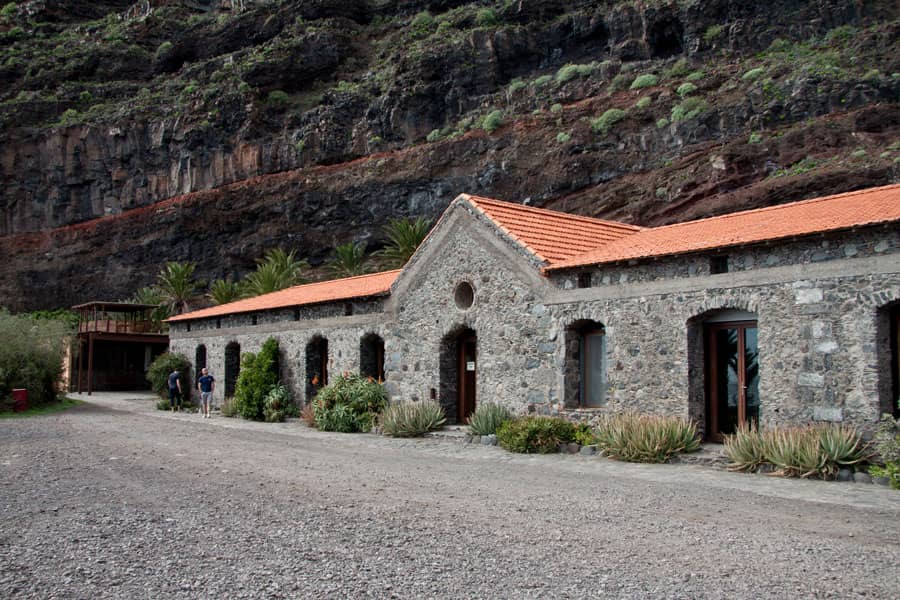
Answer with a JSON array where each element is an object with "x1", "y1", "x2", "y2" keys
[{"x1": 454, "y1": 281, "x2": 475, "y2": 310}]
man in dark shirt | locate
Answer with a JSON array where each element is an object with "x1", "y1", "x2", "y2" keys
[
  {"x1": 167, "y1": 369, "x2": 182, "y2": 412},
  {"x1": 197, "y1": 368, "x2": 215, "y2": 418}
]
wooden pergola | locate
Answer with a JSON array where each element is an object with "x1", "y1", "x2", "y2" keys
[{"x1": 72, "y1": 302, "x2": 169, "y2": 395}]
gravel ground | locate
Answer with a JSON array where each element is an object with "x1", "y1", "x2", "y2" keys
[{"x1": 1, "y1": 394, "x2": 898, "y2": 600}]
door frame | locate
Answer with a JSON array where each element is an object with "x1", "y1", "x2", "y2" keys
[{"x1": 705, "y1": 320, "x2": 758, "y2": 442}]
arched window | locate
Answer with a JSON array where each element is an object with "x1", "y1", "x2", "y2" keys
[
  {"x1": 305, "y1": 336, "x2": 328, "y2": 400},
  {"x1": 360, "y1": 333, "x2": 385, "y2": 381},
  {"x1": 195, "y1": 344, "x2": 207, "y2": 372},
  {"x1": 224, "y1": 342, "x2": 241, "y2": 398}
]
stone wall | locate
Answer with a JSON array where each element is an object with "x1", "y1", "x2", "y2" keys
[{"x1": 169, "y1": 208, "x2": 900, "y2": 432}]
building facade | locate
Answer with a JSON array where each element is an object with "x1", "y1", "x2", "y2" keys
[{"x1": 168, "y1": 185, "x2": 900, "y2": 439}]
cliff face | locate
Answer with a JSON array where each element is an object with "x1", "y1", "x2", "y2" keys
[{"x1": 0, "y1": 0, "x2": 898, "y2": 310}]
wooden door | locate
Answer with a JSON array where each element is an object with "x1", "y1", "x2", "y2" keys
[
  {"x1": 706, "y1": 321, "x2": 759, "y2": 442},
  {"x1": 458, "y1": 333, "x2": 477, "y2": 423}
]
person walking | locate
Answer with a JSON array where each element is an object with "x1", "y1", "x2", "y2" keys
[
  {"x1": 197, "y1": 367, "x2": 215, "y2": 418},
  {"x1": 167, "y1": 368, "x2": 183, "y2": 412}
]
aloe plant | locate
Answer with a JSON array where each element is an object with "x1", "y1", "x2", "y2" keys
[
  {"x1": 380, "y1": 400, "x2": 446, "y2": 437},
  {"x1": 467, "y1": 402, "x2": 512, "y2": 436}
]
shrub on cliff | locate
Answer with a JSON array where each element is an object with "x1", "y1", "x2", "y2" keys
[{"x1": 0, "y1": 309, "x2": 71, "y2": 410}]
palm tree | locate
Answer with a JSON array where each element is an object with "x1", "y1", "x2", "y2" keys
[
  {"x1": 376, "y1": 217, "x2": 431, "y2": 268},
  {"x1": 156, "y1": 261, "x2": 203, "y2": 315},
  {"x1": 242, "y1": 249, "x2": 309, "y2": 298},
  {"x1": 208, "y1": 278, "x2": 242, "y2": 305},
  {"x1": 130, "y1": 286, "x2": 171, "y2": 324},
  {"x1": 328, "y1": 242, "x2": 369, "y2": 278}
]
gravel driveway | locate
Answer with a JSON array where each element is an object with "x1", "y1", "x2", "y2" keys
[{"x1": 1, "y1": 393, "x2": 898, "y2": 599}]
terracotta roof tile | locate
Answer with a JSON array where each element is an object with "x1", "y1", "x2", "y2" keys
[
  {"x1": 463, "y1": 194, "x2": 643, "y2": 264},
  {"x1": 546, "y1": 183, "x2": 900, "y2": 272},
  {"x1": 167, "y1": 270, "x2": 400, "y2": 322}
]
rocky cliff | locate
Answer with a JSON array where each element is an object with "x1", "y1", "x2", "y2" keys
[{"x1": 0, "y1": 0, "x2": 898, "y2": 310}]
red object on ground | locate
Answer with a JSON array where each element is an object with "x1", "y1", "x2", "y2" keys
[{"x1": 12, "y1": 389, "x2": 27, "y2": 412}]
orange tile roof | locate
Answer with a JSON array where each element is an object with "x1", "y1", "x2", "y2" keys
[
  {"x1": 167, "y1": 270, "x2": 400, "y2": 322},
  {"x1": 546, "y1": 183, "x2": 900, "y2": 272},
  {"x1": 463, "y1": 194, "x2": 643, "y2": 264}
]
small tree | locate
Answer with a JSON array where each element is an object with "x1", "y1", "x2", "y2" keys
[
  {"x1": 0, "y1": 309, "x2": 71, "y2": 408},
  {"x1": 233, "y1": 338, "x2": 280, "y2": 421},
  {"x1": 242, "y1": 248, "x2": 308, "y2": 298}
]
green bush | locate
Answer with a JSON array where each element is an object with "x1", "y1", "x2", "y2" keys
[
  {"x1": 266, "y1": 90, "x2": 290, "y2": 109},
  {"x1": 749, "y1": 132, "x2": 763, "y2": 144},
  {"x1": 549, "y1": 103, "x2": 563, "y2": 114},
  {"x1": 467, "y1": 402, "x2": 513, "y2": 436},
  {"x1": 475, "y1": 8, "x2": 498, "y2": 27},
  {"x1": 556, "y1": 62, "x2": 594, "y2": 83},
  {"x1": 595, "y1": 413, "x2": 700, "y2": 463},
  {"x1": 629, "y1": 74, "x2": 658, "y2": 90},
  {"x1": 380, "y1": 400, "x2": 446, "y2": 437},
  {"x1": 656, "y1": 117, "x2": 669, "y2": 129},
  {"x1": 676, "y1": 82, "x2": 697, "y2": 97},
  {"x1": 263, "y1": 384, "x2": 294, "y2": 423},
  {"x1": 507, "y1": 78, "x2": 527, "y2": 96},
  {"x1": 1, "y1": 3, "x2": 17, "y2": 19},
  {"x1": 574, "y1": 423, "x2": 597, "y2": 446},
  {"x1": 703, "y1": 24, "x2": 723, "y2": 43},
  {"x1": 155, "y1": 41, "x2": 173, "y2": 60},
  {"x1": 590, "y1": 108, "x2": 627, "y2": 134},
  {"x1": 634, "y1": 96, "x2": 651, "y2": 109},
  {"x1": 665, "y1": 59, "x2": 691, "y2": 79},
  {"x1": 686, "y1": 70, "x2": 705, "y2": 82},
  {"x1": 609, "y1": 73, "x2": 630, "y2": 91},
  {"x1": 670, "y1": 97, "x2": 706, "y2": 122},
  {"x1": 233, "y1": 338, "x2": 280, "y2": 421},
  {"x1": 556, "y1": 131, "x2": 571, "y2": 144},
  {"x1": 481, "y1": 110, "x2": 503, "y2": 133},
  {"x1": 0, "y1": 310, "x2": 71, "y2": 409},
  {"x1": 497, "y1": 416, "x2": 576, "y2": 454},
  {"x1": 724, "y1": 423, "x2": 871, "y2": 478},
  {"x1": 313, "y1": 373, "x2": 386, "y2": 433},
  {"x1": 410, "y1": 11, "x2": 434, "y2": 38},
  {"x1": 742, "y1": 67, "x2": 765, "y2": 81},
  {"x1": 146, "y1": 352, "x2": 192, "y2": 403},
  {"x1": 532, "y1": 74, "x2": 553, "y2": 87}
]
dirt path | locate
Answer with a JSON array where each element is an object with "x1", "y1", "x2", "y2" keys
[{"x1": 1, "y1": 394, "x2": 897, "y2": 599}]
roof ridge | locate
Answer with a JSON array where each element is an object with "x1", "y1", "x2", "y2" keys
[{"x1": 464, "y1": 194, "x2": 643, "y2": 231}]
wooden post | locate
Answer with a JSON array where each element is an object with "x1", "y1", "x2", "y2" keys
[
  {"x1": 87, "y1": 334, "x2": 94, "y2": 396},
  {"x1": 77, "y1": 338, "x2": 83, "y2": 394}
]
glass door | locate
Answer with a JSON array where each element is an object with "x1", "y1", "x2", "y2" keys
[{"x1": 707, "y1": 322, "x2": 759, "y2": 441}]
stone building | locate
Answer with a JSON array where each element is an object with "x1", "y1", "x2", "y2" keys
[{"x1": 167, "y1": 184, "x2": 900, "y2": 439}]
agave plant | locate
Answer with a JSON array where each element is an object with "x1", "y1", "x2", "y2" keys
[
  {"x1": 817, "y1": 423, "x2": 871, "y2": 469},
  {"x1": 376, "y1": 217, "x2": 431, "y2": 268},
  {"x1": 723, "y1": 424, "x2": 766, "y2": 472},
  {"x1": 380, "y1": 400, "x2": 446, "y2": 437},
  {"x1": 595, "y1": 413, "x2": 700, "y2": 463},
  {"x1": 762, "y1": 426, "x2": 825, "y2": 478},
  {"x1": 468, "y1": 402, "x2": 513, "y2": 436}
]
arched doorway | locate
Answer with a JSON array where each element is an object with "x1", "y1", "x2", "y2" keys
[
  {"x1": 195, "y1": 344, "x2": 207, "y2": 372},
  {"x1": 305, "y1": 336, "x2": 328, "y2": 400},
  {"x1": 877, "y1": 301, "x2": 900, "y2": 418},
  {"x1": 224, "y1": 341, "x2": 240, "y2": 397},
  {"x1": 563, "y1": 320, "x2": 607, "y2": 408},
  {"x1": 689, "y1": 310, "x2": 759, "y2": 442},
  {"x1": 439, "y1": 327, "x2": 477, "y2": 424},
  {"x1": 360, "y1": 333, "x2": 385, "y2": 381}
]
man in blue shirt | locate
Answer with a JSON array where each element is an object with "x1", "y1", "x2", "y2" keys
[
  {"x1": 197, "y1": 368, "x2": 215, "y2": 418},
  {"x1": 167, "y1": 369, "x2": 182, "y2": 412}
]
